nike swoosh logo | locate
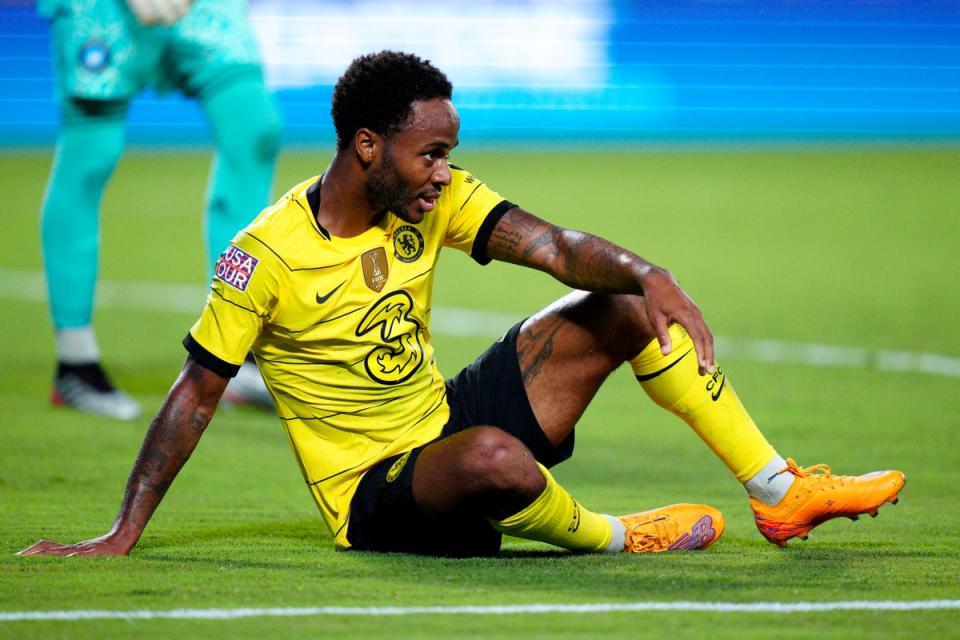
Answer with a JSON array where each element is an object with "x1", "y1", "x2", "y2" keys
[
  {"x1": 711, "y1": 375, "x2": 726, "y2": 401},
  {"x1": 316, "y1": 281, "x2": 345, "y2": 304},
  {"x1": 634, "y1": 349, "x2": 692, "y2": 382}
]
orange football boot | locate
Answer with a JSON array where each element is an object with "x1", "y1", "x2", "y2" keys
[
  {"x1": 751, "y1": 459, "x2": 905, "y2": 546},
  {"x1": 619, "y1": 504, "x2": 724, "y2": 553}
]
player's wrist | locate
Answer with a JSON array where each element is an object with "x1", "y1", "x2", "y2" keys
[
  {"x1": 636, "y1": 263, "x2": 671, "y2": 294},
  {"x1": 107, "y1": 520, "x2": 143, "y2": 551}
]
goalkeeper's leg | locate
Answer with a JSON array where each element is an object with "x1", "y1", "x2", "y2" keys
[
  {"x1": 41, "y1": 98, "x2": 140, "y2": 420},
  {"x1": 199, "y1": 74, "x2": 282, "y2": 410}
]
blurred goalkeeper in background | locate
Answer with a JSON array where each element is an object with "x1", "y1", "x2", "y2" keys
[{"x1": 38, "y1": 0, "x2": 281, "y2": 419}]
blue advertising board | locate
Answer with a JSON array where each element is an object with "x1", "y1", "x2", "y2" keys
[{"x1": 1, "y1": 0, "x2": 958, "y2": 146}]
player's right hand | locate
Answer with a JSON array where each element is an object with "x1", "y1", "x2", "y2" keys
[
  {"x1": 639, "y1": 267, "x2": 716, "y2": 376},
  {"x1": 17, "y1": 535, "x2": 132, "y2": 557},
  {"x1": 125, "y1": 0, "x2": 193, "y2": 26}
]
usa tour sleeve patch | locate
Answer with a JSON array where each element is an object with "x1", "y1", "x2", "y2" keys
[{"x1": 214, "y1": 245, "x2": 259, "y2": 292}]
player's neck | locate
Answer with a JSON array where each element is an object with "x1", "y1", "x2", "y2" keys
[{"x1": 316, "y1": 154, "x2": 385, "y2": 238}]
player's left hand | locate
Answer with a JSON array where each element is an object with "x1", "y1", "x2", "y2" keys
[
  {"x1": 17, "y1": 535, "x2": 132, "y2": 557},
  {"x1": 640, "y1": 267, "x2": 715, "y2": 375}
]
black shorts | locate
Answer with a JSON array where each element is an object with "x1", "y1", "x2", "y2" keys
[{"x1": 345, "y1": 321, "x2": 575, "y2": 557}]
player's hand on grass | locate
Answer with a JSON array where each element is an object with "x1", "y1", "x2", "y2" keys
[
  {"x1": 640, "y1": 266, "x2": 715, "y2": 375},
  {"x1": 17, "y1": 533, "x2": 133, "y2": 557}
]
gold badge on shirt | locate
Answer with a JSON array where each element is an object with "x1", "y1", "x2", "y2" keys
[{"x1": 361, "y1": 247, "x2": 388, "y2": 292}]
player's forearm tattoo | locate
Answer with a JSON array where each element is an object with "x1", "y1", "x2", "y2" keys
[
  {"x1": 556, "y1": 230, "x2": 645, "y2": 292},
  {"x1": 489, "y1": 210, "x2": 543, "y2": 256},
  {"x1": 189, "y1": 411, "x2": 210, "y2": 435},
  {"x1": 489, "y1": 208, "x2": 649, "y2": 293},
  {"x1": 118, "y1": 369, "x2": 216, "y2": 531},
  {"x1": 518, "y1": 227, "x2": 561, "y2": 263}
]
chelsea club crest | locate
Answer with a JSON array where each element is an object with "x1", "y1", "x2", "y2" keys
[{"x1": 392, "y1": 225, "x2": 424, "y2": 263}]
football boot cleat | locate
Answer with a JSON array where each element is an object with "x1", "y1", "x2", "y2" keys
[{"x1": 751, "y1": 458, "x2": 905, "y2": 546}]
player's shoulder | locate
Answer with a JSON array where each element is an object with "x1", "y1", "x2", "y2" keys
[
  {"x1": 437, "y1": 164, "x2": 506, "y2": 222},
  {"x1": 449, "y1": 164, "x2": 482, "y2": 187},
  {"x1": 436, "y1": 165, "x2": 484, "y2": 210},
  {"x1": 233, "y1": 176, "x2": 330, "y2": 271}
]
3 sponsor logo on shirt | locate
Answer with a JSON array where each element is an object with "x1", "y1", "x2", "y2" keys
[{"x1": 355, "y1": 290, "x2": 424, "y2": 385}]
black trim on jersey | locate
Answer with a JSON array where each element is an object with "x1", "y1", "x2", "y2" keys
[
  {"x1": 210, "y1": 287, "x2": 267, "y2": 317},
  {"x1": 306, "y1": 177, "x2": 321, "y2": 214},
  {"x1": 292, "y1": 197, "x2": 333, "y2": 242},
  {"x1": 309, "y1": 459, "x2": 370, "y2": 487},
  {"x1": 307, "y1": 389, "x2": 446, "y2": 486},
  {"x1": 241, "y1": 231, "x2": 294, "y2": 270},
  {"x1": 399, "y1": 266, "x2": 434, "y2": 286},
  {"x1": 335, "y1": 517, "x2": 350, "y2": 539},
  {"x1": 285, "y1": 305, "x2": 367, "y2": 334},
  {"x1": 254, "y1": 355, "x2": 352, "y2": 366},
  {"x1": 277, "y1": 395, "x2": 400, "y2": 423},
  {"x1": 459, "y1": 182, "x2": 484, "y2": 212},
  {"x1": 304, "y1": 177, "x2": 332, "y2": 240},
  {"x1": 182, "y1": 334, "x2": 241, "y2": 379},
  {"x1": 242, "y1": 230, "x2": 341, "y2": 272},
  {"x1": 471, "y1": 200, "x2": 516, "y2": 265}
]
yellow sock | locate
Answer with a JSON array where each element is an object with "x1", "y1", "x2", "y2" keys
[
  {"x1": 631, "y1": 324, "x2": 776, "y2": 482},
  {"x1": 491, "y1": 464, "x2": 618, "y2": 553}
]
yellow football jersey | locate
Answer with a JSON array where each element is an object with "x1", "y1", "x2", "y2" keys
[{"x1": 185, "y1": 167, "x2": 513, "y2": 547}]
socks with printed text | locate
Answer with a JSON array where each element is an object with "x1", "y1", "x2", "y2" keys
[
  {"x1": 630, "y1": 324, "x2": 794, "y2": 504},
  {"x1": 492, "y1": 464, "x2": 625, "y2": 553}
]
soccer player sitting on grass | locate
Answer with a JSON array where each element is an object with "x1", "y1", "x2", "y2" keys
[{"x1": 20, "y1": 51, "x2": 905, "y2": 558}]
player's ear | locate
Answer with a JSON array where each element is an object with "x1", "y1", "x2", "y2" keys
[{"x1": 354, "y1": 128, "x2": 381, "y2": 166}]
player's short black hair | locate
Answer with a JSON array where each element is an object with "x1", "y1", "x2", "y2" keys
[{"x1": 332, "y1": 50, "x2": 453, "y2": 151}]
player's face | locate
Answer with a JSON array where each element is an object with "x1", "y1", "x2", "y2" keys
[{"x1": 366, "y1": 98, "x2": 459, "y2": 224}]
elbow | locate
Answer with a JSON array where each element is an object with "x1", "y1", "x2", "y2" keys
[{"x1": 545, "y1": 228, "x2": 590, "y2": 282}]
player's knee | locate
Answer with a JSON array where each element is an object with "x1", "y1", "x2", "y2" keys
[
  {"x1": 217, "y1": 100, "x2": 283, "y2": 165},
  {"x1": 58, "y1": 100, "x2": 126, "y2": 184},
  {"x1": 609, "y1": 293, "x2": 650, "y2": 335},
  {"x1": 458, "y1": 427, "x2": 544, "y2": 497},
  {"x1": 249, "y1": 113, "x2": 283, "y2": 164},
  {"x1": 83, "y1": 139, "x2": 125, "y2": 185},
  {"x1": 576, "y1": 292, "x2": 653, "y2": 357}
]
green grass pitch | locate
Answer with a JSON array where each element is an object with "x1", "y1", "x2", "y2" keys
[{"x1": 1, "y1": 147, "x2": 958, "y2": 638}]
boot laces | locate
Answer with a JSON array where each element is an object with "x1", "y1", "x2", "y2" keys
[
  {"x1": 626, "y1": 531, "x2": 662, "y2": 552},
  {"x1": 782, "y1": 458, "x2": 850, "y2": 491},
  {"x1": 782, "y1": 458, "x2": 832, "y2": 478},
  {"x1": 624, "y1": 518, "x2": 675, "y2": 552}
]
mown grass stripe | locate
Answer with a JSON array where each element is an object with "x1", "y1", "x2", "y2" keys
[
  {"x1": 2, "y1": 267, "x2": 958, "y2": 378},
  {"x1": 2, "y1": 600, "x2": 959, "y2": 621}
]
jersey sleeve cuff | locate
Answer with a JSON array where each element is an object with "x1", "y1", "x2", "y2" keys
[
  {"x1": 470, "y1": 200, "x2": 516, "y2": 265},
  {"x1": 182, "y1": 333, "x2": 242, "y2": 378}
]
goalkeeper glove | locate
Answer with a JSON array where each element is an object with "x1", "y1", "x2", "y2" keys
[{"x1": 126, "y1": 0, "x2": 193, "y2": 26}]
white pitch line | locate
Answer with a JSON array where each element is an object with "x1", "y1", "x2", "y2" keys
[
  {"x1": 2, "y1": 600, "x2": 959, "y2": 622},
  {"x1": 3, "y1": 267, "x2": 959, "y2": 378}
]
